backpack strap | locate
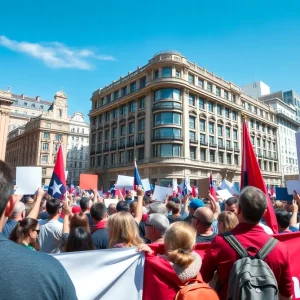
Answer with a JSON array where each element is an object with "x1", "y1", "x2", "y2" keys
[
  {"x1": 223, "y1": 232, "x2": 249, "y2": 258},
  {"x1": 256, "y1": 237, "x2": 278, "y2": 260}
]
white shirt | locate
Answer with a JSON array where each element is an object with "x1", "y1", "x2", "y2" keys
[
  {"x1": 258, "y1": 222, "x2": 273, "y2": 235},
  {"x1": 38, "y1": 219, "x2": 63, "y2": 253}
]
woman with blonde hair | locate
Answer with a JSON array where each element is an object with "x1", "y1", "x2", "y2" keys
[
  {"x1": 107, "y1": 211, "x2": 143, "y2": 248},
  {"x1": 217, "y1": 211, "x2": 239, "y2": 234}
]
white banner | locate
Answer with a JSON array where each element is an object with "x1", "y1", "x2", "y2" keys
[{"x1": 53, "y1": 248, "x2": 144, "y2": 300}]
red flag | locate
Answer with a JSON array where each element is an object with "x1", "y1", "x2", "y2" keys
[
  {"x1": 115, "y1": 189, "x2": 121, "y2": 197},
  {"x1": 209, "y1": 174, "x2": 217, "y2": 200},
  {"x1": 191, "y1": 185, "x2": 197, "y2": 197},
  {"x1": 241, "y1": 120, "x2": 278, "y2": 234}
]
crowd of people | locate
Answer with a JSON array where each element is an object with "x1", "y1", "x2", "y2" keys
[{"x1": 0, "y1": 159, "x2": 297, "y2": 299}]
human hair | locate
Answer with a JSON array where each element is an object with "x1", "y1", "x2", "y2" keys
[
  {"x1": 107, "y1": 203, "x2": 117, "y2": 216},
  {"x1": 90, "y1": 203, "x2": 107, "y2": 222},
  {"x1": 275, "y1": 209, "x2": 290, "y2": 230},
  {"x1": 116, "y1": 201, "x2": 129, "y2": 212},
  {"x1": 164, "y1": 222, "x2": 197, "y2": 269},
  {"x1": 46, "y1": 198, "x2": 61, "y2": 215},
  {"x1": 0, "y1": 161, "x2": 14, "y2": 217},
  {"x1": 129, "y1": 201, "x2": 137, "y2": 216},
  {"x1": 9, "y1": 218, "x2": 40, "y2": 250},
  {"x1": 147, "y1": 213, "x2": 169, "y2": 235},
  {"x1": 10, "y1": 202, "x2": 26, "y2": 219},
  {"x1": 64, "y1": 227, "x2": 95, "y2": 252},
  {"x1": 70, "y1": 213, "x2": 90, "y2": 232},
  {"x1": 238, "y1": 186, "x2": 267, "y2": 223},
  {"x1": 274, "y1": 201, "x2": 284, "y2": 209},
  {"x1": 80, "y1": 197, "x2": 91, "y2": 211},
  {"x1": 107, "y1": 212, "x2": 143, "y2": 248},
  {"x1": 217, "y1": 211, "x2": 239, "y2": 233},
  {"x1": 166, "y1": 201, "x2": 176, "y2": 211},
  {"x1": 225, "y1": 197, "x2": 238, "y2": 206},
  {"x1": 149, "y1": 202, "x2": 168, "y2": 216},
  {"x1": 172, "y1": 203, "x2": 181, "y2": 216}
]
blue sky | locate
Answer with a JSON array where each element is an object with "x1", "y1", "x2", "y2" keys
[{"x1": 0, "y1": 0, "x2": 299, "y2": 120}]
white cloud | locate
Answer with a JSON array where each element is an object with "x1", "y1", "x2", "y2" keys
[{"x1": 0, "y1": 35, "x2": 115, "y2": 70}]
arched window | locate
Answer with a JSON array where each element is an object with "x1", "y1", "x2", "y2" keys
[{"x1": 57, "y1": 109, "x2": 63, "y2": 118}]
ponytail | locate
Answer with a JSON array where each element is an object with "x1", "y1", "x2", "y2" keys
[
  {"x1": 167, "y1": 248, "x2": 194, "y2": 268},
  {"x1": 9, "y1": 221, "x2": 25, "y2": 244}
]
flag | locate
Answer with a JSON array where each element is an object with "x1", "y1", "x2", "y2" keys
[
  {"x1": 115, "y1": 189, "x2": 121, "y2": 197},
  {"x1": 110, "y1": 184, "x2": 116, "y2": 197},
  {"x1": 182, "y1": 178, "x2": 188, "y2": 196},
  {"x1": 48, "y1": 145, "x2": 66, "y2": 199},
  {"x1": 270, "y1": 185, "x2": 275, "y2": 197},
  {"x1": 134, "y1": 159, "x2": 143, "y2": 190},
  {"x1": 209, "y1": 173, "x2": 217, "y2": 200},
  {"x1": 191, "y1": 185, "x2": 197, "y2": 197},
  {"x1": 241, "y1": 120, "x2": 278, "y2": 234},
  {"x1": 177, "y1": 185, "x2": 182, "y2": 194}
]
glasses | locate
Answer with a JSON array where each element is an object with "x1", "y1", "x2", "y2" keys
[
  {"x1": 192, "y1": 215, "x2": 200, "y2": 222},
  {"x1": 145, "y1": 223, "x2": 155, "y2": 228},
  {"x1": 34, "y1": 230, "x2": 40, "y2": 234}
]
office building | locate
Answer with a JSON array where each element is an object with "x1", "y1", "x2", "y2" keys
[
  {"x1": 283, "y1": 90, "x2": 300, "y2": 117},
  {"x1": 89, "y1": 51, "x2": 281, "y2": 189},
  {"x1": 241, "y1": 81, "x2": 271, "y2": 99}
]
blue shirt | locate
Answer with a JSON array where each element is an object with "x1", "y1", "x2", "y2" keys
[{"x1": 2, "y1": 219, "x2": 18, "y2": 238}]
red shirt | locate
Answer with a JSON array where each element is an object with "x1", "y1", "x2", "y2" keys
[{"x1": 201, "y1": 223, "x2": 293, "y2": 299}]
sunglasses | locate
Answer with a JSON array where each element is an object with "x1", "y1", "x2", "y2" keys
[{"x1": 34, "y1": 229, "x2": 40, "y2": 234}]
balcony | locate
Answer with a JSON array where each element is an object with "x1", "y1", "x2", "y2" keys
[
  {"x1": 226, "y1": 147, "x2": 233, "y2": 151},
  {"x1": 218, "y1": 144, "x2": 225, "y2": 150},
  {"x1": 90, "y1": 151, "x2": 96, "y2": 155},
  {"x1": 200, "y1": 140, "x2": 208, "y2": 146},
  {"x1": 257, "y1": 153, "x2": 262, "y2": 158},
  {"x1": 152, "y1": 134, "x2": 183, "y2": 142},
  {"x1": 263, "y1": 154, "x2": 268, "y2": 159},
  {"x1": 234, "y1": 148, "x2": 240, "y2": 153},
  {"x1": 190, "y1": 139, "x2": 198, "y2": 144},
  {"x1": 209, "y1": 143, "x2": 218, "y2": 148},
  {"x1": 110, "y1": 146, "x2": 117, "y2": 151},
  {"x1": 127, "y1": 142, "x2": 135, "y2": 148},
  {"x1": 119, "y1": 144, "x2": 126, "y2": 149},
  {"x1": 136, "y1": 139, "x2": 145, "y2": 145},
  {"x1": 153, "y1": 103, "x2": 183, "y2": 111}
]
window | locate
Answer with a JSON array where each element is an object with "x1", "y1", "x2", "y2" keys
[
  {"x1": 138, "y1": 132, "x2": 145, "y2": 142},
  {"x1": 113, "y1": 108, "x2": 118, "y2": 119},
  {"x1": 224, "y1": 108, "x2": 230, "y2": 119},
  {"x1": 114, "y1": 90, "x2": 119, "y2": 100},
  {"x1": 138, "y1": 119, "x2": 145, "y2": 131},
  {"x1": 128, "y1": 135, "x2": 134, "y2": 144},
  {"x1": 42, "y1": 143, "x2": 49, "y2": 151},
  {"x1": 218, "y1": 138, "x2": 223, "y2": 146},
  {"x1": 216, "y1": 87, "x2": 221, "y2": 96},
  {"x1": 251, "y1": 136, "x2": 255, "y2": 145},
  {"x1": 209, "y1": 122, "x2": 214, "y2": 134},
  {"x1": 233, "y1": 129, "x2": 238, "y2": 140},
  {"x1": 153, "y1": 144, "x2": 181, "y2": 157},
  {"x1": 256, "y1": 122, "x2": 260, "y2": 130},
  {"x1": 226, "y1": 128, "x2": 230, "y2": 138},
  {"x1": 120, "y1": 137, "x2": 125, "y2": 146},
  {"x1": 219, "y1": 153, "x2": 224, "y2": 164},
  {"x1": 154, "y1": 70, "x2": 159, "y2": 79},
  {"x1": 201, "y1": 149, "x2": 206, "y2": 161},
  {"x1": 217, "y1": 125, "x2": 223, "y2": 136},
  {"x1": 199, "y1": 98, "x2": 205, "y2": 109},
  {"x1": 257, "y1": 138, "x2": 261, "y2": 147},
  {"x1": 139, "y1": 97, "x2": 145, "y2": 109},
  {"x1": 112, "y1": 127, "x2": 117, "y2": 138},
  {"x1": 250, "y1": 120, "x2": 254, "y2": 128},
  {"x1": 190, "y1": 147, "x2": 196, "y2": 160},
  {"x1": 104, "y1": 130, "x2": 109, "y2": 140},
  {"x1": 188, "y1": 74, "x2": 194, "y2": 84},
  {"x1": 121, "y1": 105, "x2": 127, "y2": 115},
  {"x1": 232, "y1": 94, "x2": 236, "y2": 103},
  {"x1": 248, "y1": 103, "x2": 252, "y2": 111},
  {"x1": 129, "y1": 101, "x2": 136, "y2": 113},
  {"x1": 210, "y1": 150, "x2": 215, "y2": 162},
  {"x1": 154, "y1": 112, "x2": 181, "y2": 126},
  {"x1": 24, "y1": 102, "x2": 27, "y2": 106},
  {"x1": 175, "y1": 70, "x2": 180, "y2": 78},
  {"x1": 105, "y1": 112, "x2": 110, "y2": 122},
  {"x1": 120, "y1": 125, "x2": 126, "y2": 136},
  {"x1": 209, "y1": 136, "x2": 215, "y2": 145},
  {"x1": 162, "y1": 67, "x2": 171, "y2": 77},
  {"x1": 200, "y1": 134, "x2": 206, "y2": 143},
  {"x1": 263, "y1": 140, "x2": 266, "y2": 149},
  {"x1": 129, "y1": 122, "x2": 135, "y2": 134},
  {"x1": 130, "y1": 82, "x2": 136, "y2": 93},
  {"x1": 46, "y1": 122, "x2": 51, "y2": 128},
  {"x1": 43, "y1": 132, "x2": 50, "y2": 139},
  {"x1": 232, "y1": 111, "x2": 237, "y2": 121},
  {"x1": 120, "y1": 151, "x2": 125, "y2": 163},
  {"x1": 207, "y1": 83, "x2": 212, "y2": 92},
  {"x1": 200, "y1": 119, "x2": 205, "y2": 131},
  {"x1": 122, "y1": 86, "x2": 127, "y2": 96},
  {"x1": 41, "y1": 155, "x2": 48, "y2": 164},
  {"x1": 224, "y1": 91, "x2": 228, "y2": 100},
  {"x1": 198, "y1": 78, "x2": 203, "y2": 88},
  {"x1": 54, "y1": 143, "x2": 59, "y2": 152},
  {"x1": 208, "y1": 102, "x2": 214, "y2": 112},
  {"x1": 189, "y1": 116, "x2": 196, "y2": 129},
  {"x1": 189, "y1": 131, "x2": 196, "y2": 141},
  {"x1": 154, "y1": 127, "x2": 181, "y2": 139},
  {"x1": 234, "y1": 155, "x2": 239, "y2": 165},
  {"x1": 262, "y1": 124, "x2": 265, "y2": 132},
  {"x1": 154, "y1": 88, "x2": 180, "y2": 101},
  {"x1": 227, "y1": 153, "x2": 232, "y2": 164},
  {"x1": 189, "y1": 94, "x2": 195, "y2": 106},
  {"x1": 55, "y1": 134, "x2": 62, "y2": 141},
  {"x1": 138, "y1": 147, "x2": 145, "y2": 160},
  {"x1": 140, "y1": 76, "x2": 146, "y2": 88},
  {"x1": 217, "y1": 105, "x2": 222, "y2": 116},
  {"x1": 269, "y1": 162, "x2": 273, "y2": 171},
  {"x1": 226, "y1": 140, "x2": 231, "y2": 148}
]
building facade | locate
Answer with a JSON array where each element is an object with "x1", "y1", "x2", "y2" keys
[
  {"x1": 241, "y1": 81, "x2": 271, "y2": 99},
  {"x1": 89, "y1": 51, "x2": 281, "y2": 189},
  {"x1": 283, "y1": 90, "x2": 300, "y2": 117},
  {"x1": 259, "y1": 91, "x2": 300, "y2": 180},
  {"x1": 6, "y1": 87, "x2": 52, "y2": 132},
  {"x1": 67, "y1": 112, "x2": 90, "y2": 184},
  {"x1": 0, "y1": 89, "x2": 13, "y2": 160}
]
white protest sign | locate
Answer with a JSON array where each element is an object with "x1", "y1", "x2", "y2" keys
[
  {"x1": 65, "y1": 171, "x2": 68, "y2": 179},
  {"x1": 286, "y1": 180, "x2": 300, "y2": 195},
  {"x1": 98, "y1": 190, "x2": 103, "y2": 197},
  {"x1": 152, "y1": 185, "x2": 173, "y2": 202},
  {"x1": 219, "y1": 179, "x2": 239, "y2": 195},
  {"x1": 217, "y1": 189, "x2": 233, "y2": 200},
  {"x1": 141, "y1": 179, "x2": 151, "y2": 191},
  {"x1": 115, "y1": 175, "x2": 134, "y2": 189},
  {"x1": 104, "y1": 198, "x2": 119, "y2": 208},
  {"x1": 16, "y1": 167, "x2": 42, "y2": 195}
]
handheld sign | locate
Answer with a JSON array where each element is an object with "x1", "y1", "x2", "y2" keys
[
  {"x1": 16, "y1": 167, "x2": 42, "y2": 195},
  {"x1": 79, "y1": 174, "x2": 98, "y2": 190}
]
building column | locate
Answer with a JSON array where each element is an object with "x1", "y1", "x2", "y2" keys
[
  {"x1": 182, "y1": 89, "x2": 190, "y2": 159},
  {"x1": 144, "y1": 91, "x2": 152, "y2": 162}
]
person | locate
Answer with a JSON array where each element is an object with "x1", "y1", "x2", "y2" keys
[
  {"x1": 145, "y1": 213, "x2": 169, "y2": 244},
  {"x1": 0, "y1": 160, "x2": 77, "y2": 300},
  {"x1": 107, "y1": 212, "x2": 143, "y2": 248},
  {"x1": 107, "y1": 203, "x2": 117, "y2": 216},
  {"x1": 192, "y1": 207, "x2": 217, "y2": 243},
  {"x1": 64, "y1": 227, "x2": 95, "y2": 252},
  {"x1": 201, "y1": 186, "x2": 293, "y2": 300},
  {"x1": 129, "y1": 201, "x2": 149, "y2": 242},
  {"x1": 142, "y1": 222, "x2": 217, "y2": 300},
  {"x1": 79, "y1": 197, "x2": 94, "y2": 231},
  {"x1": 217, "y1": 211, "x2": 239, "y2": 234},
  {"x1": 148, "y1": 202, "x2": 168, "y2": 216},
  {"x1": 184, "y1": 198, "x2": 204, "y2": 223},
  {"x1": 9, "y1": 217, "x2": 40, "y2": 251},
  {"x1": 224, "y1": 197, "x2": 238, "y2": 214},
  {"x1": 90, "y1": 203, "x2": 109, "y2": 249},
  {"x1": 167, "y1": 196, "x2": 189, "y2": 224},
  {"x1": 116, "y1": 200, "x2": 129, "y2": 212},
  {"x1": 275, "y1": 209, "x2": 293, "y2": 233},
  {"x1": 39, "y1": 198, "x2": 63, "y2": 253}
]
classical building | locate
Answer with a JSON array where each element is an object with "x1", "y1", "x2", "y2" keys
[
  {"x1": 89, "y1": 51, "x2": 281, "y2": 189},
  {"x1": 5, "y1": 87, "x2": 52, "y2": 132},
  {"x1": 0, "y1": 89, "x2": 13, "y2": 160},
  {"x1": 67, "y1": 112, "x2": 90, "y2": 184},
  {"x1": 259, "y1": 91, "x2": 300, "y2": 181}
]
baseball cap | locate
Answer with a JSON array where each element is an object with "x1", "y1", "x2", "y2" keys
[{"x1": 189, "y1": 199, "x2": 204, "y2": 210}]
